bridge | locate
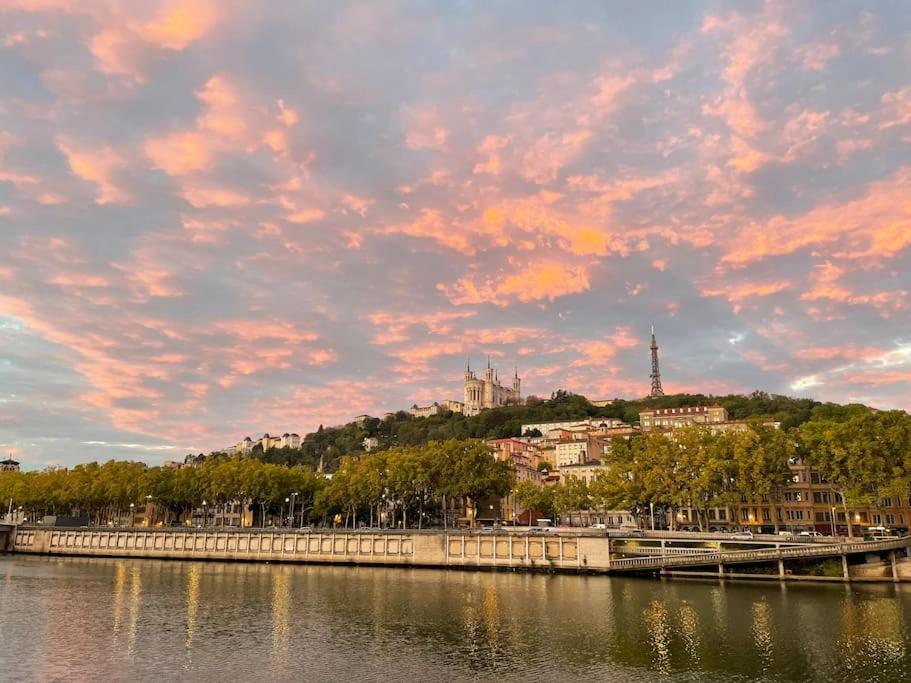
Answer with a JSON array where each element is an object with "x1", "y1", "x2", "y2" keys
[{"x1": 607, "y1": 536, "x2": 910, "y2": 581}]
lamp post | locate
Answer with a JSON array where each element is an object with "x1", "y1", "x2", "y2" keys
[
  {"x1": 650, "y1": 502, "x2": 655, "y2": 531},
  {"x1": 145, "y1": 494, "x2": 153, "y2": 527},
  {"x1": 283, "y1": 497, "x2": 290, "y2": 527},
  {"x1": 202, "y1": 500, "x2": 208, "y2": 528},
  {"x1": 289, "y1": 492, "x2": 298, "y2": 528},
  {"x1": 830, "y1": 506, "x2": 837, "y2": 537},
  {"x1": 129, "y1": 502, "x2": 135, "y2": 527}
]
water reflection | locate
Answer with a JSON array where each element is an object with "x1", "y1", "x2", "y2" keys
[
  {"x1": 678, "y1": 601, "x2": 700, "y2": 663},
  {"x1": 185, "y1": 563, "x2": 201, "y2": 651},
  {"x1": 751, "y1": 600, "x2": 774, "y2": 673},
  {"x1": 127, "y1": 565, "x2": 142, "y2": 656},
  {"x1": 1, "y1": 556, "x2": 911, "y2": 682},
  {"x1": 643, "y1": 599, "x2": 671, "y2": 674},
  {"x1": 271, "y1": 569, "x2": 290, "y2": 669},
  {"x1": 112, "y1": 561, "x2": 126, "y2": 637}
]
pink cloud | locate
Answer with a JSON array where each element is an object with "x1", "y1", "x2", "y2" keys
[
  {"x1": 440, "y1": 258, "x2": 591, "y2": 306},
  {"x1": 58, "y1": 139, "x2": 129, "y2": 204}
]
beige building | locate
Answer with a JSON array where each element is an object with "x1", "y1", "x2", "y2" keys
[
  {"x1": 1, "y1": 457, "x2": 20, "y2": 472},
  {"x1": 556, "y1": 440, "x2": 588, "y2": 467},
  {"x1": 463, "y1": 360, "x2": 520, "y2": 416},
  {"x1": 639, "y1": 405, "x2": 728, "y2": 430},
  {"x1": 559, "y1": 461, "x2": 609, "y2": 485},
  {"x1": 521, "y1": 417, "x2": 624, "y2": 436}
]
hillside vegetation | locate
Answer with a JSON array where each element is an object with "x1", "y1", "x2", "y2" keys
[{"x1": 229, "y1": 391, "x2": 873, "y2": 472}]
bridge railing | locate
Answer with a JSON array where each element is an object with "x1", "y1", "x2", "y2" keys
[{"x1": 609, "y1": 537, "x2": 909, "y2": 570}]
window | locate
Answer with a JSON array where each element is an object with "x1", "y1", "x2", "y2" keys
[
  {"x1": 810, "y1": 472, "x2": 821, "y2": 484},
  {"x1": 882, "y1": 498, "x2": 893, "y2": 507},
  {"x1": 762, "y1": 509, "x2": 771, "y2": 521},
  {"x1": 873, "y1": 514, "x2": 882, "y2": 525},
  {"x1": 718, "y1": 509, "x2": 727, "y2": 520},
  {"x1": 886, "y1": 514, "x2": 895, "y2": 525}
]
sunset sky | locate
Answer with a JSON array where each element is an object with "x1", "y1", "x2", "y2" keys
[{"x1": 1, "y1": 1, "x2": 909, "y2": 467}]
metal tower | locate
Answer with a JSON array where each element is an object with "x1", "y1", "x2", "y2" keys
[{"x1": 649, "y1": 324, "x2": 664, "y2": 397}]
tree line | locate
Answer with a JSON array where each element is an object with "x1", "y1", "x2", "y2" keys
[
  {"x1": 516, "y1": 410, "x2": 911, "y2": 536},
  {"x1": 4, "y1": 410, "x2": 908, "y2": 533},
  {"x1": 0, "y1": 440, "x2": 514, "y2": 529}
]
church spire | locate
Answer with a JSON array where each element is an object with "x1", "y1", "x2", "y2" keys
[{"x1": 650, "y1": 324, "x2": 664, "y2": 397}]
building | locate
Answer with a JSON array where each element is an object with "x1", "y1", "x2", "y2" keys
[
  {"x1": 231, "y1": 432, "x2": 301, "y2": 454},
  {"x1": 410, "y1": 399, "x2": 464, "y2": 418},
  {"x1": 1, "y1": 457, "x2": 20, "y2": 472},
  {"x1": 463, "y1": 359, "x2": 521, "y2": 416},
  {"x1": 363, "y1": 437, "x2": 380, "y2": 452},
  {"x1": 639, "y1": 405, "x2": 728, "y2": 430},
  {"x1": 410, "y1": 402, "x2": 442, "y2": 418},
  {"x1": 521, "y1": 418, "x2": 624, "y2": 436},
  {"x1": 555, "y1": 440, "x2": 588, "y2": 467},
  {"x1": 559, "y1": 461, "x2": 609, "y2": 485},
  {"x1": 487, "y1": 438, "x2": 543, "y2": 471},
  {"x1": 280, "y1": 433, "x2": 301, "y2": 449}
]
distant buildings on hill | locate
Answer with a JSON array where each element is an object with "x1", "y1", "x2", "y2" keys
[
  {"x1": 1, "y1": 457, "x2": 20, "y2": 472},
  {"x1": 227, "y1": 433, "x2": 302, "y2": 455}
]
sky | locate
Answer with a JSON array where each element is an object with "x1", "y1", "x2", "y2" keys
[{"x1": 1, "y1": 1, "x2": 909, "y2": 468}]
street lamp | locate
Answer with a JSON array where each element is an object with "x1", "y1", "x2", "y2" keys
[
  {"x1": 289, "y1": 492, "x2": 299, "y2": 528},
  {"x1": 129, "y1": 502, "x2": 135, "y2": 527},
  {"x1": 145, "y1": 494, "x2": 153, "y2": 527},
  {"x1": 284, "y1": 497, "x2": 290, "y2": 527},
  {"x1": 202, "y1": 500, "x2": 208, "y2": 528},
  {"x1": 830, "y1": 506, "x2": 837, "y2": 537},
  {"x1": 650, "y1": 502, "x2": 655, "y2": 531}
]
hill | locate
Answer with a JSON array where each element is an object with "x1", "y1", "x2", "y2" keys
[{"x1": 216, "y1": 390, "x2": 873, "y2": 472}]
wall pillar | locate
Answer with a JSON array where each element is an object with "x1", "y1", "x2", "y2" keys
[
  {"x1": 891, "y1": 550, "x2": 900, "y2": 583},
  {"x1": 842, "y1": 554, "x2": 850, "y2": 582},
  {"x1": 718, "y1": 563, "x2": 724, "y2": 577},
  {"x1": 778, "y1": 559, "x2": 785, "y2": 579}
]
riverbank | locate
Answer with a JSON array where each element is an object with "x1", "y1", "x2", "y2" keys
[{"x1": 9, "y1": 526, "x2": 911, "y2": 584}]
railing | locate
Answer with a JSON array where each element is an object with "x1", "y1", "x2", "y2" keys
[{"x1": 609, "y1": 537, "x2": 909, "y2": 571}]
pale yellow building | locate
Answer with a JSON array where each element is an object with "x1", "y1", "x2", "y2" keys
[{"x1": 639, "y1": 405, "x2": 728, "y2": 430}]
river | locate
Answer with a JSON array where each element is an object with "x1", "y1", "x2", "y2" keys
[{"x1": 0, "y1": 555, "x2": 909, "y2": 681}]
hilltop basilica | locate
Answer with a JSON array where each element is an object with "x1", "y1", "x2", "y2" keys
[{"x1": 463, "y1": 359, "x2": 521, "y2": 416}]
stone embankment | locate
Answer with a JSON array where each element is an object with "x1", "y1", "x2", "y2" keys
[{"x1": 9, "y1": 526, "x2": 911, "y2": 583}]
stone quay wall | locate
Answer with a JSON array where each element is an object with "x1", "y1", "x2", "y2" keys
[{"x1": 12, "y1": 527, "x2": 612, "y2": 572}]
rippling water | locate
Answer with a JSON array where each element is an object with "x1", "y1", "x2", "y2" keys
[{"x1": 1, "y1": 555, "x2": 909, "y2": 682}]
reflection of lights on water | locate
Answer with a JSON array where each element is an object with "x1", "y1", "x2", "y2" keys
[
  {"x1": 643, "y1": 600, "x2": 671, "y2": 674},
  {"x1": 127, "y1": 565, "x2": 142, "y2": 655},
  {"x1": 751, "y1": 601, "x2": 774, "y2": 671},
  {"x1": 678, "y1": 602, "x2": 700, "y2": 662},
  {"x1": 186, "y1": 564, "x2": 201, "y2": 652},
  {"x1": 272, "y1": 570, "x2": 291, "y2": 666},
  {"x1": 483, "y1": 584, "x2": 500, "y2": 649},
  {"x1": 840, "y1": 596, "x2": 906, "y2": 672},
  {"x1": 112, "y1": 563, "x2": 126, "y2": 637}
]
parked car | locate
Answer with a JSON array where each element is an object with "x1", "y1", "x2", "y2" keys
[
  {"x1": 777, "y1": 530, "x2": 794, "y2": 538},
  {"x1": 798, "y1": 530, "x2": 823, "y2": 538},
  {"x1": 865, "y1": 526, "x2": 897, "y2": 541},
  {"x1": 731, "y1": 531, "x2": 754, "y2": 540},
  {"x1": 590, "y1": 523, "x2": 607, "y2": 530}
]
